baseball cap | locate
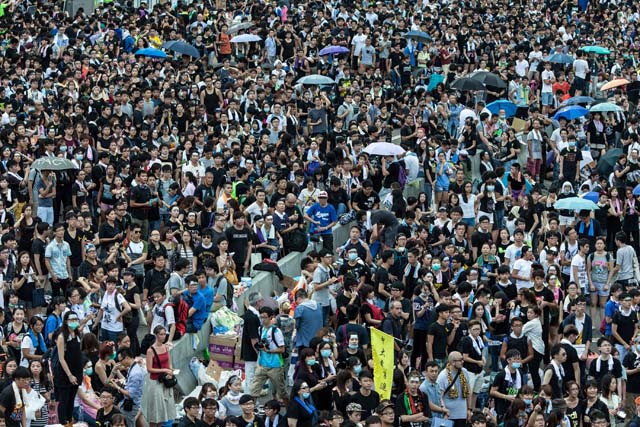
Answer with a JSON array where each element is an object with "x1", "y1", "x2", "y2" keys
[
  {"x1": 346, "y1": 403, "x2": 365, "y2": 413},
  {"x1": 377, "y1": 400, "x2": 394, "y2": 414},
  {"x1": 318, "y1": 191, "x2": 328, "y2": 198}
]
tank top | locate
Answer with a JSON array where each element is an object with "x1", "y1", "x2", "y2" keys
[{"x1": 150, "y1": 346, "x2": 170, "y2": 380}]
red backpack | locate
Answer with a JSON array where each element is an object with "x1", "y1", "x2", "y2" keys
[{"x1": 167, "y1": 296, "x2": 189, "y2": 336}]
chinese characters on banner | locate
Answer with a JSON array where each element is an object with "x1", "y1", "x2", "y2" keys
[{"x1": 370, "y1": 328, "x2": 394, "y2": 400}]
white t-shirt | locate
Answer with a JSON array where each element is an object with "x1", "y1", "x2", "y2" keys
[
  {"x1": 573, "y1": 59, "x2": 589, "y2": 79},
  {"x1": 541, "y1": 70, "x2": 555, "y2": 93},
  {"x1": 505, "y1": 243, "x2": 524, "y2": 268},
  {"x1": 515, "y1": 59, "x2": 529, "y2": 77},
  {"x1": 100, "y1": 291, "x2": 126, "y2": 332},
  {"x1": 513, "y1": 258, "x2": 533, "y2": 290},
  {"x1": 570, "y1": 253, "x2": 589, "y2": 289},
  {"x1": 151, "y1": 299, "x2": 176, "y2": 333},
  {"x1": 351, "y1": 34, "x2": 367, "y2": 56},
  {"x1": 20, "y1": 335, "x2": 37, "y2": 367}
]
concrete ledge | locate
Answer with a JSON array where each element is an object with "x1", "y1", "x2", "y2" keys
[{"x1": 170, "y1": 318, "x2": 211, "y2": 395}]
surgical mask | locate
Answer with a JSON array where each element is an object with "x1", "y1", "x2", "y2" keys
[
  {"x1": 68, "y1": 321, "x2": 79, "y2": 330},
  {"x1": 321, "y1": 349, "x2": 332, "y2": 358},
  {"x1": 85, "y1": 367, "x2": 93, "y2": 376},
  {"x1": 487, "y1": 185, "x2": 495, "y2": 192},
  {"x1": 353, "y1": 365, "x2": 362, "y2": 374},
  {"x1": 302, "y1": 392, "x2": 311, "y2": 399},
  {"x1": 348, "y1": 253, "x2": 357, "y2": 261},
  {"x1": 306, "y1": 359, "x2": 317, "y2": 366},
  {"x1": 60, "y1": 145, "x2": 67, "y2": 152},
  {"x1": 512, "y1": 362, "x2": 521, "y2": 369},
  {"x1": 348, "y1": 343, "x2": 358, "y2": 350},
  {"x1": 420, "y1": 293, "x2": 429, "y2": 300},
  {"x1": 524, "y1": 398, "x2": 532, "y2": 405},
  {"x1": 109, "y1": 353, "x2": 117, "y2": 360},
  {"x1": 432, "y1": 263, "x2": 441, "y2": 272},
  {"x1": 9, "y1": 118, "x2": 16, "y2": 125},
  {"x1": 499, "y1": 114, "x2": 506, "y2": 119},
  {"x1": 264, "y1": 107, "x2": 270, "y2": 112},
  {"x1": 75, "y1": 155, "x2": 83, "y2": 161},
  {"x1": 322, "y1": 337, "x2": 330, "y2": 343},
  {"x1": 569, "y1": 141, "x2": 576, "y2": 148}
]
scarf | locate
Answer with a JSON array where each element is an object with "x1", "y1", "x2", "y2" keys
[
  {"x1": 595, "y1": 355, "x2": 614, "y2": 373},
  {"x1": 550, "y1": 359, "x2": 565, "y2": 380},
  {"x1": 28, "y1": 330, "x2": 46, "y2": 354},
  {"x1": 503, "y1": 366, "x2": 522, "y2": 390},
  {"x1": 11, "y1": 382, "x2": 24, "y2": 414},
  {"x1": 471, "y1": 335, "x2": 485, "y2": 355},
  {"x1": 404, "y1": 262, "x2": 421, "y2": 279},
  {"x1": 403, "y1": 391, "x2": 423, "y2": 415},
  {"x1": 294, "y1": 396, "x2": 316, "y2": 415},
  {"x1": 446, "y1": 367, "x2": 470, "y2": 399}
]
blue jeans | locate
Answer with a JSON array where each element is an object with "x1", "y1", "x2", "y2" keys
[
  {"x1": 495, "y1": 209, "x2": 505, "y2": 229},
  {"x1": 424, "y1": 182, "x2": 433, "y2": 210},
  {"x1": 101, "y1": 329, "x2": 121, "y2": 344},
  {"x1": 37, "y1": 206, "x2": 54, "y2": 225}
]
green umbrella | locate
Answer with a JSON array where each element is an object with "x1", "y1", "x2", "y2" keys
[
  {"x1": 596, "y1": 148, "x2": 623, "y2": 176},
  {"x1": 582, "y1": 46, "x2": 611, "y2": 55},
  {"x1": 589, "y1": 102, "x2": 623, "y2": 113}
]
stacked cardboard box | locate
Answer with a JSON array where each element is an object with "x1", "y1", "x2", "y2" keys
[{"x1": 209, "y1": 334, "x2": 244, "y2": 370}]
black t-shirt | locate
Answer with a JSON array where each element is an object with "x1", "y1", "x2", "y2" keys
[
  {"x1": 559, "y1": 148, "x2": 583, "y2": 178},
  {"x1": 491, "y1": 369, "x2": 522, "y2": 417},
  {"x1": 588, "y1": 356, "x2": 623, "y2": 383},
  {"x1": 460, "y1": 335, "x2": 484, "y2": 374},
  {"x1": 240, "y1": 309, "x2": 259, "y2": 362},
  {"x1": 374, "y1": 267, "x2": 390, "y2": 298},
  {"x1": 194, "y1": 244, "x2": 216, "y2": 269},
  {"x1": 64, "y1": 228, "x2": 84, "y2": 267},
  {"x1": 613, "y1": 310, "x2": 638, "y2": 344},
  {"x1": 286, "y1": 398, "x2": 315, "y2": 427},
  {"x1": 395, "y1": 392, "x2": 431, "y2": 427},
  {"x1": 427, "y1": 321, "x2": 449, "y2": 359},
  {"x1": 130, "y1": 184, "x2": 152, "y2": 220},
  {"x1": 0, "y1": 381, "x2": 24, "y2": 427},
  {"x1": 31, "y1": 238, "x2": 47, "y2": 275},
  {"x1": 449, "y1": 320, "x2": 469, "y2": 353},
  {"x1": 624, "y1": 352, "x2": 640, "y2": 394},
  {"x1": 225, "y1": 226, "x2": 251, "y2": 267},
  {"x1": 560, "y1": 342, "x2": 580, "y2": 383},
  {"x1": 335, "y1": 292, "x2": 361, "y2": 326},
  {"x1": 349, "y1": 390, "x2": 380, "y2": 418},
  {"x1": 96, "y1": 406, "x2": 121, "y2": 427},
  {"x1": 351, "y1": 190, "x2": 380, "y2": 211},
  {"x1": 532, "y1": 286, "x2": 555, "y2": 326}
]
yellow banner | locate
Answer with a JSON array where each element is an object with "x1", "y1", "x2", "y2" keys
[{"x1": 370, "y1": 328, "x2": 394, "y2": 400}]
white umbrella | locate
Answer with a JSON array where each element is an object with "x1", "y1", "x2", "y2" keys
[
  {"x1": 363, "y1": 142, "x2": 405, "y2": 156},
  {"x1": 231, "y1": 34, "x2": 262, "y2": 43}
]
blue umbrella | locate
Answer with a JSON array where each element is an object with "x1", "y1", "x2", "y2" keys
[
  {"x1": 553, "y1": 105, "x2": 589, "y2": 121},
  {"x1": 164, "y1": 41, "x2": 200, "y2": 58},
  {"x1": 134, "y1": 47, "x2": 167, "y2": 58},
  {"x1": 546, "y1": 53, "x2": 575, "y2": 64},
  {"x1": 560, "y1": 96, "x2": 595, "y2": 106},
  {"x1": 633, "y1": 184, "x2": 640, "y2": 197},
  {"x1": 582, "y1": 192, "x2": 601, "y2": 203},
  {"x1": 402, "y1": 31, "x2": 432, "y2": 42},
  {"x1": 427, "y1": 74, "x2": 444, "y2": 91},
  {"x1": 319, "y1": 45, "x2": 350, "y2": 56},
  {"x1": 486, "y1": 100, "x2": 518, "y2": 117},
  {"x1": 553, "y1": 197, "x2": 599, "y2": 211}
]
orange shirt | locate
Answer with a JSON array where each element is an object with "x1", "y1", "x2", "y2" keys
[{"x1": 218, "y1": 32, "x2": 231, "y2": 55}]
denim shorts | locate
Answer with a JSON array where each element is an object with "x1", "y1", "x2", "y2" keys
[{"x1": 592, "y1": 282, "x2": 610, "y2": 297}]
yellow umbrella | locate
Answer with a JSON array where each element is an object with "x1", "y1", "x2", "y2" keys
[{"x1": 601, "y1": 78, "x2": 631, "y2": 91}]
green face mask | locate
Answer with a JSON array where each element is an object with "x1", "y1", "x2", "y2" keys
[{"x1": 109, "y1": 353, "x2": 117, "y2": 361}]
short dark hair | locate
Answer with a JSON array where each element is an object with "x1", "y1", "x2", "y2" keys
[
  {"x1": 119, "y1": 348, "x2": 134, "y2": 360},
  {"x1": 12, "y1": 367, "x2": 31, "y2": 379},
  {"x1": 183, "y1": 397, "x2": 200, "y2": 410},
  {"x1": 259, "y1": 306, "x2": 274, "y2": 317}
]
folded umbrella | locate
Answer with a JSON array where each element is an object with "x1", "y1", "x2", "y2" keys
[
  {"x1": 553, "y1": 197, "x2": 599, "y2": 211},
  {"x1": 486, "y1": 100, "x2": 517, "y2": 118},
  {"x1": 319, "y1": 45, "x2": 350, "y2": 56},
  {"x1": 589, "y1": 102, "x2": 623, "y2": 113},
  {"x1": 450, "y1": 77, "x2": 485, "y2": 91},
  {"x1": 601, "y1": 78, "x2": 630, "y2": 91},
  {"x1": 363, "y1": 142, "x2": 406, "y2": 156},
  {"x1": 553, "y1": 105, "x2": 589, "y2": 121}
]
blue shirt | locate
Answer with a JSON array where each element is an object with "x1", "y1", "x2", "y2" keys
[
  {"x1": 44, "y1": 313, "x2": 62, "y2": 345},
  {"x1": 124, "y1": 363, "x2": 145, "y2": 406},
  {"x1": 306, "y1": 203, "x2": 337, "y2": 235},
  {"x1": 294, "y1": 300, "x2": 323, "y2": 348},
  {"x1": 605, "y1": 299, "x2": 619, "y2": 336},
  {"x1": 182, "y1": 290, "x2": 207, "y2": 330},
  {"x1": 420, "y1": 379, "x2": 443, "y2": 417},
  {"x1": 199, "y1": 285, "x2": 214, "y2": 311},
  {"x1": 258, "y1": 325, "x2": 285, "y2": 368},
  {"x1": 45, "y1": 239, "x2": 71, "y2": 279}
]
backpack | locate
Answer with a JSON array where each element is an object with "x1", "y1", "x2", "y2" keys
[
  {"x1": 167, "y1": 296, "x2": 189, "y2": 336},
  {"x1": 397, "y1": 164, "x2": 407, "y2": 188},
  {"x1": 115, "y1": 293, "x2": 134, "y2": 324},
  {"x1": 213, "y1": 276, "x2": 234, "y2": 309},
  {"x1": 263, "y1": 325, "x2": 290, "y2": 360}
]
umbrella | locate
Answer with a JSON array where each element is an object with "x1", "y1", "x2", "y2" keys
[
  {"x1": 589, "y1": 102, "x2": 623, "y2": 113},
  {"x1": 161, "y1": 40, "x2": 177, "y2": 49},
  {"x1": 546, "y1": 53, "x2": 575, "y2": 64},
  {"x1": 363, "y1": 142, "x2": 406, "y2": 156},
  {"x1": 319, "y1": 45, "x2": 350, "y2": 56},
  {"x1": 582, "y1": 192, "x2": 601, "y2": 203},
  {"x1": 633, "y1": 184, "x2": 640, "y2": 197},
  {"x1": 228, "y1": 22, "x2": 255, "y2": 34},
  {"x1": 427, "y1": 74, "x2": 445, "y2": 92},
  {"x1": 601, "y1": 78, "x2": 630, "y2": 91},
  {"x1": 486, "y1": 100, "x2": 518, "y2": 118},
  {"x1": 596, "y1": 148, "x2": 623, "y2": 176},
  {"x1": 553, "y1": 197, "x2": 599, "y2": 211},
  {"x1": 402, "y1": 31, "x2": 432, "y2": 43},
  {"x1": 231, "y1": 34, "x2": 262, "y2": 43},
  {"x1": 560, "y1": 96, "x2": 595, "y2": 106},
  {"x1": 32, "y1": 157, "x2": 77, "y2": 171},
  {"x1": 450, "y1": 77, "x2": 485, "y2": 91},
  {"x1": 582, "y1": 46, "x2": 611, "y2": 55},
  {"x1": 469, "y1": 71, "x2": 507, "y2": 88},
  {"x1": 553, "y1": 105, "x2": 589, "y2": 121},
  {"x1": 134, "y1": 47, "x2": 167, "y2": 58},
  {"x1": 164, "y1": 41, "x2": 200, "y2": 58},
  {"x1": 297, "y1": 74, "x2": 336, "y2": 85}
]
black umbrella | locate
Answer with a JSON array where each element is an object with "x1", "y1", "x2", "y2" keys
[
  {"x1": 469, "y1": 71, "x2": 507, "y2": 88},
  {"x1": 450, "y1": 77, "x2": 485, "y2": 91},
  {"x1": 32, "y1": 157, "x2": 76, "y2": 171},
  {"x1": 596, "y1": 148, "x2": 623, "y2": 176}
]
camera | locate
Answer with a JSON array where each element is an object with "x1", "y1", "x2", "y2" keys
[{"x1": 255, "y1": 339, "x2": 270, "y2": 350}]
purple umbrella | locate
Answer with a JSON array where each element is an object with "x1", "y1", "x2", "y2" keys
[{"x1": 319, "y1": 45, "x2": 350, "y2": 56}]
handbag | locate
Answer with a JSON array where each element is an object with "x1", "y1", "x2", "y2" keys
[
  {"x1": 150, "y1": 346, "x2": 177, "y2": 388},
  {"x1": 32, "y1": 287, "x2": 46, "y2": 308},
  {"x1": 225, "y1": 268, "x2": 239, "y2": 285},
  {"x1": 47, "y1": 401, "x2": 59, "y2": 424}
]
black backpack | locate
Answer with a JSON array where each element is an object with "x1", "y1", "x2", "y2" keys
[{"x1": 214, "y1": 276, "x2": 234, "y2": 309}]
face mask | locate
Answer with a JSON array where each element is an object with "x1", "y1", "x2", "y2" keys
[
  {"x1": 569, "y1": 141, "x2": 576, "y2": 148},
  {"x1": 353, "y1": 365, "x2": 362, "y2": 374},
  {"x1": 432, "y1": 264, "x2": 441, "y2": 272},
  {"x1": 306, "y1": 359, "x2": 317, "y2": 366},
  {"x1": 348, "y1": 253, "x2": 357, "y2": 261},
  {"x1": 499, "y1": 114, "x2": 506, "y2": 119},
  {"x1": 109, "y1": 353, "x2": 117, "y2": 360},
  {"x1": 9, "y1": 118, "x2": 16, "y2": 125},
  {"x1": 85, "y1": 367, "x2": 93, "y2": 376},
  {"x1": 321, "y1": 349, "x2": 332, "y2": 358},
  {"x1": 512, "y1": 362, "x2": 521, "y2": 369},
  {"x1": 524, "y1": 399, "x2": 532, "y2": 405},
  {"x1": 68, "y1": 321, "x2": 79, "y2": 330},
  {"x1": 60, "y1": 145, "x2": 67, "y2": 152},
  {"x1": 302, "y1": 392, "x2": 311, "y2": 399},
  {"x1": 349, "y1": 343, "x2": 358, "y2": 350},
  {"x1": 322, "y1": 337, "x2": 330, "y2": 343},
  {"x1": 264, "y1": 108, "x2": 270, "y2": 112},
  {"x1": 487, "y1": 185, "x2": 495, "y2": 192},
  {"x1": 397, "y1": 246, "x2": 405, "y2": 252},
  {"x1": 75, "y1": 155, "x2": 83, "y2": 161},
  {"x1": 229, "y1": 390, "x2": 240, "y2": 396},
  {"x1": 420, "y1": 293, "x2": 429, "y2": 300}
]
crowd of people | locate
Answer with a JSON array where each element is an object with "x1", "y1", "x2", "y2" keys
[{"x1": 2, "y1": 0, "x2": 640, "y2": 426}]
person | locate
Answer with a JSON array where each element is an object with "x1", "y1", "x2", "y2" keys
[
  {"x1": 427, "y1": 304, "x2": 452, "y2": 369},
  {"x1": 294, "y1": 289, "x2": 323, "y2": 350},
  {"x1": 460, "y1": 319, "x2": 486, "y2": 409},
  {"x1": 286, "y1": 380, "x2": 317, "y2": 427},
  {"x1": 395, "y1": 371, "x2": 431, "y2": 427},
  {"x1": 111, "y1": 348, "x2": 145, "y2": 427},
  {"x1": 542, "y1": 344, "x2": 567, "y2": 399},
  {"x1": 241, "y1": 292, "x2": 262, "y2": 393},
  {"x1": 0, "y1": 367, "x2": 32, "y2": 427},
  {"x1": 201, "y1": 398, "x2": 224, "y2": 427},
  {"x1": 141, "y1": 325, "x2": 176, "y2": 427},
  {"x1": 96, "y1": 386, "x2": 122, "y2": 427},
  {"x1": 436, "y1": 351, "x2": 471, "y2": 427},
  {"x1": 248, "y1": 306, "x2": 286, "y2": 402},
  {"x1": 611, "y1": 292, "x2": 638, "y2": 362},
  {"x1": 95, "y1": 276, "x2": 131, "y2": 342},
  {"x1": 237, "y1": 395, "x2": 265, "y2": 427},
  {"x1": 219, "y1": 375, "x2": 245, "y2": 417},
  {"x1": 44, "y1": 223, "x2": 72, "y2": 297},
  {"x1": 490, "y1": 349, "x2": 523, "y2": 424},
  {"x1": 178, "y1": 397, "x2": 202, "y2": 427},
  {"x1": 54, "y1": 311, "x2": 84, "y2": 425},
  {"x1": 589, "y1": 337, "x2": 623, "y2": 396}
]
